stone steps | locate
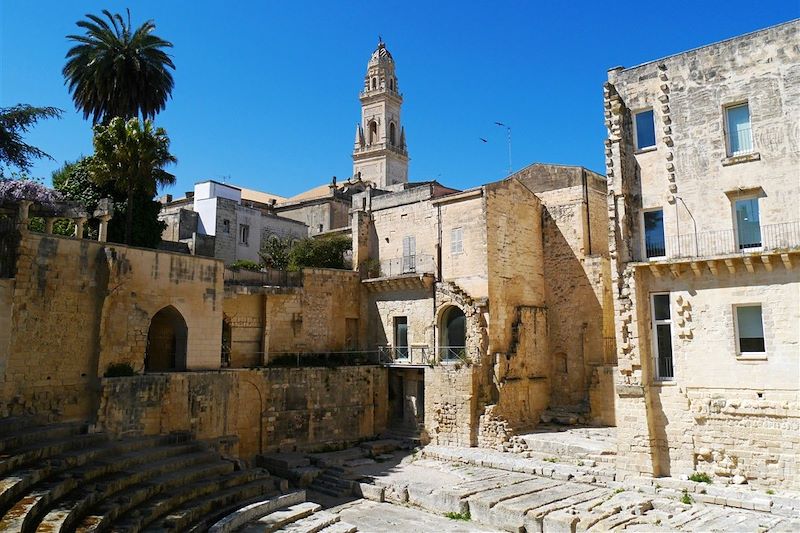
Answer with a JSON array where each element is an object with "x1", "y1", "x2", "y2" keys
[
  {"x1": 0, "y1": 421, "x2": 285, "y2": 533},
  {"x1": 145, "y1": 475, "x2": 278, "y2": 532},
  {"x1": 239, "y1": 501, "x2": 321, "y2": 533},
  {"x1": 0, "y1": 441, "x2": 207, "y2": 531},
  {"x1": 275, "y1": 510, "x2": 341, "y2": 532},
  {"x1": 110, "y1": 470, "x2": 270, "y2": 532},
  {"x1": 75, "y1": 460, "x2": 234, "y2": 532},
  {"x1": 38, "y1": 449, "x2": 221, "y2": 532}
]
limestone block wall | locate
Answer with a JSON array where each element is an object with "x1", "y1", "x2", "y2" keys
[
  {"x1": 368, "y1": 289, "x2": 433, "y2": 351},
  {"x1": 1, "y1": 232, "x2": 223, "y2": 422},
  {"x1": 639, "y1": 267, "x2": 799, "y2": 487},
  {"x1": 223, "y1": 293, "x2": 265, "y2": 367},
  {"x1": 96, "y1": 243, "x2": 223, "y2": 373},
  {"x1": 2, "y1": 234, "x2": 111, "y2": 420},
  {"x1": 97, "y1": 366, "x2": 388, "y2": 460},
  {"x1": 0, "y1": 280, "x2": 12, "y2": 382},
  {"x1": 425, "y1": 366, "x2": 478, "y2": 446},
  {"x1": 438, "y1": 194, "x2": 489, "y2": 298}
]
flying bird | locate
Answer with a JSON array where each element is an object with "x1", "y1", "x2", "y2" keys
[{"x1": 479, "y1": 138, "x2": 488, "y2": 143}]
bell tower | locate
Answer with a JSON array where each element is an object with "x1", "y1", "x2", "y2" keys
[{"x1": 352, "y1": 39, "x2": 409, "y2": 188}]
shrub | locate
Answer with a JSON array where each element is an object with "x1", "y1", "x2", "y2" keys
[
  {"x1": 104, "y1": 362, "x2": 135, "y2": 377},
  {"x1": 229, "y1": 259, "x2": 262, "y2": 271},
  {"x1": 680, "y1": 490, "x2": 693, "y2": 505},
  {"x1": 444, "y1": 510, "x2": 470, "y2": 521},
  {"x1": 688, "y1": 471, "x2": 712, "y2": 484}
]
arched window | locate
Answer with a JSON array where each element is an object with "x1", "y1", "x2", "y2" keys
[
  {"x1": 371, "y1": 77, "x2": 377, "y2": 90},
  {"x1": 145, "y1": 306, "x2": 188, "y2": 371},
  {"x1": 369, "y1": 121, "x2": 378, "y2": 144},
  {"x1": 440, "y1": 306, "x2": 466, "y2": 361},
  {"x1": 389, "y1": 122, "x2": 396, "y2": 146}
]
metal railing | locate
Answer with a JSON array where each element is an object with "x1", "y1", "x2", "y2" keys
[
  {"x1": 223, "y1": 267, "x2": 303, "y2": 287},
  {"x1": 377, "y1": 345, "x2": 477, "y2": 366},
  {"x1": 377, "y1": 345, "x2": 432, "y2": 365},
  {"x1": 379, "y1": 254, "x2": 436, "y2": 277},
  {"x1": 641, "y1": 220, "x2": 800, "y2": 262}
]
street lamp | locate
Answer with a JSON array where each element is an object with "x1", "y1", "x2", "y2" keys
[{"x1": 495, "y1": 122, "x2": 512, "y2": 175}]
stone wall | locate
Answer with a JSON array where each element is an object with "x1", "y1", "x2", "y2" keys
[
  {"x1": 425, "y1": 366, "x2": 478, "y2": 446},
  {"x1": 1, "y1": 231, "x2": 223, "y2": 421},
  {"x1": 223, "y1": 268, "x2": 362, "y2": 365},
  {"x1": 97, "y1": 366, "x2": 388, "y2": 460}
]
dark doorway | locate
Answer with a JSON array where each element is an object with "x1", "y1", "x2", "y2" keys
[
  {"x1": 440, "y1": 306, "x2": 466, "y2": 361},
  {"x1": 145, "y1": 306, "x2": 188, "y2": 371}
]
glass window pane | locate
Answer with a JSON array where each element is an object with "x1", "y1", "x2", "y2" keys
[
  {"x1": 644, "y1": 210, "x2": 665, "y2": 258},
  {"x1": 635, "y1": 110, "x2": 656, "y2": 149},
  {"x1": 656, "y1": 324, "x2": 674, "y2": 378},
  {"x1": 653, "y1": 294, "x2": 670, "y2": 321},
  {"x1": 727, "y1": 104, "x2": 752, "y2": 155},
  {"x1": 737, "y1": 306, "x2": 765, "y2": 352},
  {"x1": 735, "y1": 198, "x2": 761, "y2": 249}
]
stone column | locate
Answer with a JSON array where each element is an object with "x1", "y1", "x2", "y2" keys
[
  {"x1": 44, "y1": 218, "x2": 56, "y2": 234},
  {"x1": 97, "y1": 215, "x2": 112, "y2": 242},
  {"x1": 16, "y1": 200, "x2": 32, "y2": 229},
  {"x1": 73, "y1": 217, "x2": 87, "y2": 239}
]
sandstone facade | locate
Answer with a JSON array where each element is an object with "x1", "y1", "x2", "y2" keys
[{"x1": 605, "y1": 20, "x2": 800, "y2": 487}]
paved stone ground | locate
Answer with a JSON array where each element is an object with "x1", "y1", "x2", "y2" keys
[
  {"x1": 335, "y1": 451, "x2": 800, "y2": 532},
  {"x1": 330, "y1": 499, "x2": 503, "y2": 532}
]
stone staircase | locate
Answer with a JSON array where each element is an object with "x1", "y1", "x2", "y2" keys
[
  {"x1": 0, "y1": 418, "x2": 286, "y2": 532},
  {"x1": 507, "y1": 425, "x2": 618, "y2": 468}
]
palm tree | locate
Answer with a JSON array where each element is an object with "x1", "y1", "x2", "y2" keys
[
  {"x1": 63, "y1": 9, "x2": 175, "y2": 124},
  {"x1": 91, "y1": 117, "x2": 176, "y2": 244}
]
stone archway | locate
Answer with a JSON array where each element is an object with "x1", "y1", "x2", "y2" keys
[
  {"x1": 439, "y1": 305, "x2": 466, "y2": 361},
  {"x1": 145, "y1": 306, "x2": 187, "y2": 371}
]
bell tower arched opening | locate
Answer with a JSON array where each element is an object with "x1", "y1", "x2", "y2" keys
[{"x1": 145, "y1": 306, "x2": 188, "y2": 371}]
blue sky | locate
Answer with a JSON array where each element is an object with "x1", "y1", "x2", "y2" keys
[{"x1": 2, "y1": 1, "x2": 797, "y2": 198}]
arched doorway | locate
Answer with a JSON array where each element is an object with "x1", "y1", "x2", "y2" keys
[
  {"x1": 145, "y1": 306, "x2": 188, "y2": 371},
  {"x1": 440, "y1": 306, "x2": 466, "y2": 361},
  {"x1": 369, "y1": 121, "x2": 378, "y2": 144}
]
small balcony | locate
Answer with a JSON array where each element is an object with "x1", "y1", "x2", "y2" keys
[
  {"x1": 362, "y1": 254, "x2": 436, "y2": 292},
  {"x1": 641, "y1": 221, "x2": 800, "y2": 263},
  {"x1": 378, "y1": 345, "x2": 477, "y2": 366}
]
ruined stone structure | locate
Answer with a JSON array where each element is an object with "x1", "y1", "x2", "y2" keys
[
  {"x1": 604, "y1": 20, "x2": 800, "y2": 488},
  {"x1": 351, "y1": 166, "x2": 612, "y2": 448}
]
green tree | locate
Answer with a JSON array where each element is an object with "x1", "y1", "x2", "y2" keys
[
  {"x1": 63, "y1": 9, "x2": 175, "y2": 124},
  {"x1": 90, "y1": 118, "x2": 176, "y2": 245},
  {"x1": 288, "y1": 235, "x2": 352, "y2": 271},
  {"x1": 0, "y1": 105, "x2": 63, "y2": 175},
  {"x1": 259, "y1": 236, "x2": 293, "y2": 270}
]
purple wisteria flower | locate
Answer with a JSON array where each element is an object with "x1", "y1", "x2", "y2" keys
[{"x1": 0, "y1": 179, "x2": 64, "y2": 208}]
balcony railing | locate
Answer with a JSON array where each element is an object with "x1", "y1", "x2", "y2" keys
[
  {"x1": 378, "y1": 345, "x2": 432, "y2": 365},
  {"x1": 379, "y1": 254, "x2": 435, "y2": 277},
  {"x1": 377, "y1": 345, "x2": 477, "y2": 366},
  {"x1": 641, "y1": 221, "x2": 800, "y2": 262}
]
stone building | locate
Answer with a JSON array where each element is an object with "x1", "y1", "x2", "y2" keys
[
  {"x1": 159, "y1": 180, "x2": 308, "y2": 263},
  {"x1": 604, "y1": 20, "x2": 800, "y2": 487},
  {"x1": 351, "y1": 164, "x2": 612, "y2": 446}
]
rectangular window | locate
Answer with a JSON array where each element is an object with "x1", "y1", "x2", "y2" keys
[
  {"x1": 634, "y1": 109, "x2": 656, "y2": 150},
  {"x1": 736, "y1": 305, "x2": 765, "y2": 353},
  {"x1": 239, "y1": 224, "x2": 249, "y2": 246},
  {"x1": 734, "y1": 197, "x2": 761, "y2": 249},
  {"x1": 643, "y1": 209, "x2": 666, "y2": 258},
  {"x1": 726, "y1": 103, "x2": 753, "y2": 156},
  {"x1": 222, "y1": 219, "x2": 231, "y2": 233},
  {"x1": 651, "y1": 293, "x2": 674, "y2": 380},
  {"x1": 402, "y1": 235, "x2": 416, "y2": 273},
  {"x1": 394, "y1": 316, "x2": 408, "y2": 359},
  {"x1": 451, "y1": 227, "x2": 463, "y2": 255}
]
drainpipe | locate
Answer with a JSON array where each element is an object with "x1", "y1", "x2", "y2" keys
[
  {"x1": 433, "y1": 201, "x2": 443, "y2": 361},
  {"x1": 582, "y1": 168, "x2": 592, "y2": 255}
]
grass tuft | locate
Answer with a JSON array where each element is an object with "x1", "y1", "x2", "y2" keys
[
  {"x1": 688, "y1": 472, "x2": 712, "y2": 484},
  {"x1": 445, "y1": 510, "x2": 471, "y2": 521}
]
